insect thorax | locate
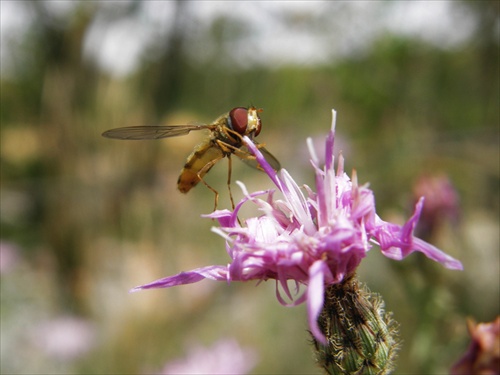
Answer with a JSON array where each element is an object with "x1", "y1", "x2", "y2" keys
[{"x1": 213, "y1": 123, "x2": 244, "y2": 149}]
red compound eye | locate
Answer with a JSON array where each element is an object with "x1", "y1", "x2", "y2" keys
[{"x1": 228, "y1": 107, "x2": 248, "y2": 135}]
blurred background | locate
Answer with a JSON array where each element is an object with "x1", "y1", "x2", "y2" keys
[{"x1": 1, "y1": 1, "x2": 498, "y2": 373}]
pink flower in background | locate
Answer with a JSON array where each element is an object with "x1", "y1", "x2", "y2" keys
[
  {"x1": 0, "y1": 241, "x2": 20, "y2": 274},
  {"x1": 132, "y1": 110, "x2": 463, "y2": 344},
  {"x1": 450, "y1": 317, "x2": 500, "y2": 375},
  {"x1": 33, "y1": 316, "x2": 96, "y2": 361},
  {"x1": 412, "y1": 174, "x2": 460, "y2": 239},
  {"x1": 160, "y1": 338, "x2": 258, "y2": 375}
]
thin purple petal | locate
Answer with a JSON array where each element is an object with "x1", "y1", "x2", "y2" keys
[
  {"x1": 307, "y1": 260, "x2": 328, "y2": 345},
  {"x1": 411, "y1": 237, "x2": 464, "y2": 270},
  {"x1": 130, "y1": 265, "x2": 228, "y2": 292},
  {"x1": 242, "y1": 136, "x2": 281, "y2": 188},
  {"x1": 203, "y1": 209, "x2": 235, "y2": 228},
  {"x1": 324, "y1": 110, "x2": 337, "y2": 171}
]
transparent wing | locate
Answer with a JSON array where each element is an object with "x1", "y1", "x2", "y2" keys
[
  {"x1": 237, "y1": 143, "x2": 281, "y2": 172},
  {"x1": 101, "y1": 124, "x2": 215, "y2": 140}
]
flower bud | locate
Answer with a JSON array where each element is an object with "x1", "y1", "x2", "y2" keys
[{"x1": 312, "y1": 275, "x2": 399, "y2": 375}]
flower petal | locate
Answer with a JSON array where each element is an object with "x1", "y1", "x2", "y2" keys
[
  {"x1": 307, "y1": 260, "x2": 328, "y2": 345},
  {"x1": 242, "y1": 136, "x2": 281, "y2": 188},
  {"x1": 130, "y1": 265, "x2": 228, "y2": 292},
  {"x1": 324, "y1": 109, "x2": 337, "y2": 171},
  {"x1": 411, "y1": 237, "x2": 463, "y2": 270}
]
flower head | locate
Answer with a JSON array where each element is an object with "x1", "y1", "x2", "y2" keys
[
  {"x1": 132, "y1": 110, "x2": 463, "y2": 344},
  {"x1": 412, "y1": 174, "x2": 460, "y2": 239}
]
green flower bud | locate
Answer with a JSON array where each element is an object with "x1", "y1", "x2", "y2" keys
[{"x1": 312, "y1": 275, "x2": 399, "y2": 375}]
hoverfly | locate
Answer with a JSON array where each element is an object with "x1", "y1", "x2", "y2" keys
[{"x1": 102, "y1": 106, "x2": 281, "y2": 209}]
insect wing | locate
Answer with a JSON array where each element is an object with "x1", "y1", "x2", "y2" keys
[
  {"x1": 101, "y1": 124, "x2": 213, "y2": 140},
  {"x1": 237, "y1": 143, "x2": 281, "y2": 172}
]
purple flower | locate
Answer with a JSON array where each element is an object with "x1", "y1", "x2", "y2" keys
[
  {"x1": 450, "y1": 317, "x2": 500, "y2": 375},
  {"x1": 32, "y1": 316, "x2": 96, "y2": 361},
  {"x1": 412, "y1": 174, "x2": 460, "y2": 239},
  {"x1": 159, "y1": 338, "x2": 258, "y2": 374},
  {"x1": 132, "y1": 110, "x2": 463, "y2": 344}
]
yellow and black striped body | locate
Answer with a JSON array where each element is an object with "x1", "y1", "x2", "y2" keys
[{"x1": 177, "y1": 123, "x2": 241, "y2": 193}]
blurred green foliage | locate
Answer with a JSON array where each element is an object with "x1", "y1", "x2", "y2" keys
[{"x1": 1, "y1": 1, "x2": 498, "y2": 374}]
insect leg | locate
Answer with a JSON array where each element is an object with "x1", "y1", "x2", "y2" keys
[
  {"x1": 195, "y1": 156, "x2": 225, "y2": 211},
  {"x1": 226, "y1": 155, "x2": 236, "y2": 210}
]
